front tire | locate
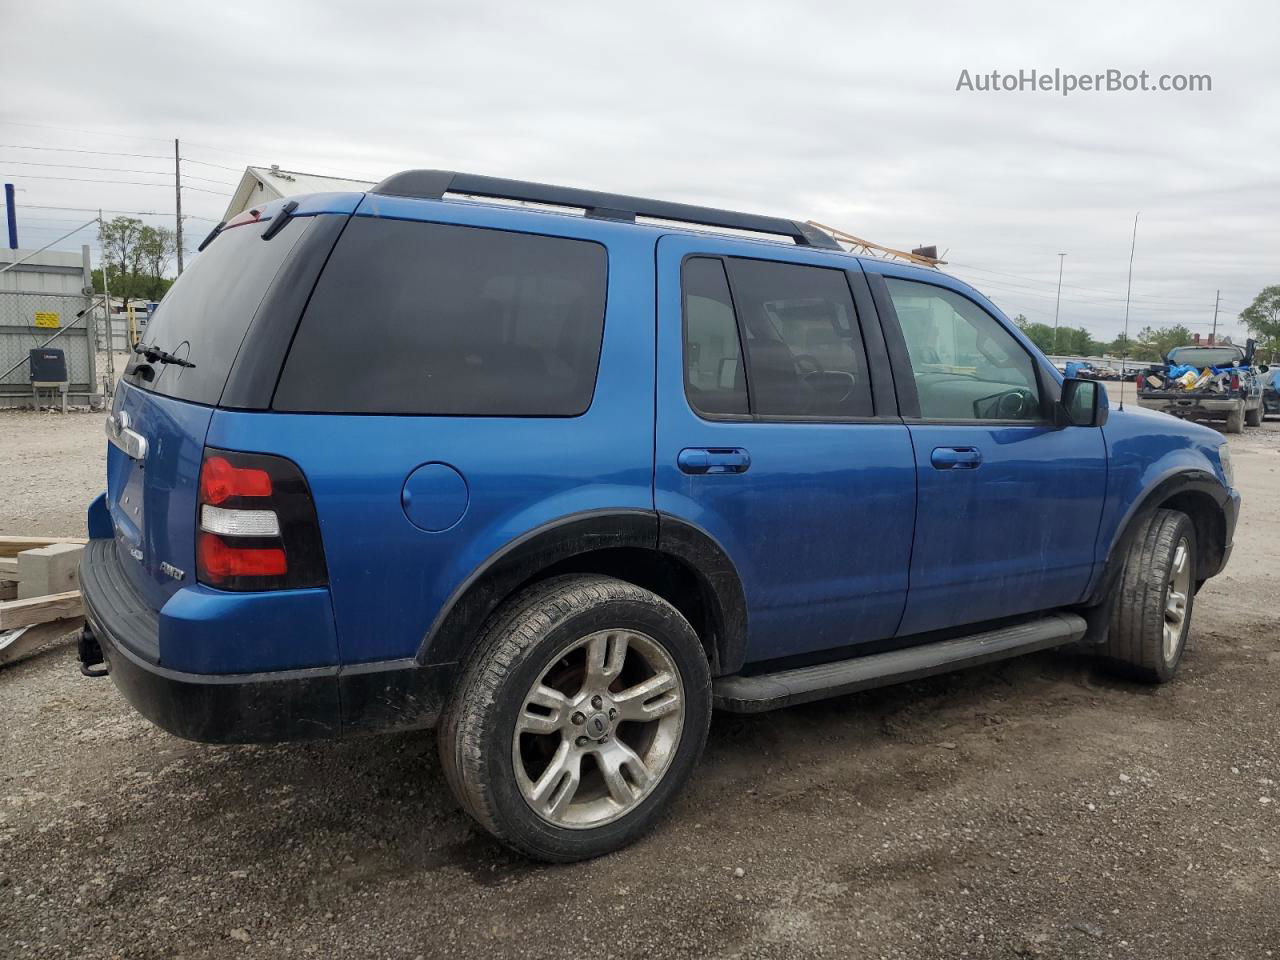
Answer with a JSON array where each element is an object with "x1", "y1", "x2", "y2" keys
[
  {"x1": 438, "y1": 575, "x2": 712, "y2": 862},
  {"x1": 1100, "y1": 509, "x2": 1196, "y2": 683}
]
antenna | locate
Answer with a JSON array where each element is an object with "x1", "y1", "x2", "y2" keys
[{"x1": 1119, "y1": 212, "x2": 1139, "y2": 411}]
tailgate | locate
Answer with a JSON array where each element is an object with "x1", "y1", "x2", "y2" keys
[{"x1": 106, "y1": 383, "x2": 213, "y2": 610}]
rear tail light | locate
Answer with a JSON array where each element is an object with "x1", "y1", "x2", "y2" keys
[
  {"x1": 1230, "y1": 374, "x2": 1240, "y2": 391},
  {"x1": 195, "y1": 448, "x2": 327, "y2": 591},
  {"x1": 1135, "y1": 373, "x2": 1145, "y2": 389}
]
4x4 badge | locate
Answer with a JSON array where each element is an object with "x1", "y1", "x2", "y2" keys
[{"x1": 160, "y1": 561, "x2": 185, "y2": 582}]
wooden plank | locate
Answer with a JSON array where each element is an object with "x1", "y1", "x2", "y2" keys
[
  {"x1": 0, "y1": 616, "x2": 84, "y2": 668},
  {"x1": 17, "y1": 543, "x2": 83, "y2": 599},
  {"x1": 0, "y1": 581, "x2": 15, "y2": 601},
  {"x1": 0, "y1": 557, "x2": 19, "y2": 579},
  {"x1": 0, "y1": 591, "x2": 82, "y2": 630},
  {"x1": 0, "y1": 536, "x2": 88, "y2": 558}
]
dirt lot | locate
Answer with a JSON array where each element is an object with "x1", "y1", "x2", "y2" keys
[{"x1": 2, "y1": 390, "x2": 1278, "y2": 960}]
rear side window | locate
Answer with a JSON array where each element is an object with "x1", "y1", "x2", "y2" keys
[
  {"x1": 127, "y1": 216, "x2": 315, "y2": 405},
  {"x1": 273, "y1": 218, "x2": 608, "y2": 416}
]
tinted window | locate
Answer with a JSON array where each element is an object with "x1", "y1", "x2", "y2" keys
[
  {"x1": 885, "y1": 278, "x2": 1042, "y2": 421},
  {"x1": 726, "y1": 259, "x2": 873, "y2": 418},
  {"x1": 126, "y1": 216, "x2": 314, "y2": 405},
  {"x1": 683, "y1": 257, "x2": 748, "y2": 415},
  {"x1": 274, "y1": 218, "x2": 607, "y2": 416}
]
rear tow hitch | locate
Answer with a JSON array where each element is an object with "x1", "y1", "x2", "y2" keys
[{"x1": 78, "y1": 625, "x2": 108, "y2": 678}]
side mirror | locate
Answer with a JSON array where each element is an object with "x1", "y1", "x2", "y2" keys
[
  {"x1": 1056, "y1": 377, "x2": 1108, "y2": 427},
  {"x1": 1258, "y1": 363, "x2": 1270, "y2": 374}
]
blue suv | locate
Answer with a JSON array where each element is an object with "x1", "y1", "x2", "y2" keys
[{"x1": 79, "y1": 171, "x2": 1239, "y2": 861}]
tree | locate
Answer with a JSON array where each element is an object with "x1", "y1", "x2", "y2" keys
[
  {"x1": 92, "y1": 218, "x2": 176, "y2": 303},
  {"x1": 1133, "y1": 324, "x2": 1193, "y2": 362},
  {"x1": 1240, "y1": 285, "x2": 1280, "y2": 361},
  {"x1": 98, "y1": 216, "x2": 146, "y2": 310},
  {"x1": 136, "y1": 226, "x2": 177, "y2": 301}
]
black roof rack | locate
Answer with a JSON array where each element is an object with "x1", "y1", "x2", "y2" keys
[{"x1": 369, "y1": 170, "x2": 841, "y2": 250}]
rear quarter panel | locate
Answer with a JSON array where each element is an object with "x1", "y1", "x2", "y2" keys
[{"x1": 206, "y1": 201, "x2": 659, "y2": 666}]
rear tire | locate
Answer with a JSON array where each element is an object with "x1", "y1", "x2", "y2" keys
[
  {"x1": 1225, "y1": 404, "x2": 1245, "y2": 433},
  {"x1": 1245, "y1": 403, "x2": 1262, "y2": 427},
  {"x1": 438, "y1": 575, "x2": 712, "y2": 862},
  {"x1": 1099, "y1": 509, "x2": 1196, "y2": 683}
]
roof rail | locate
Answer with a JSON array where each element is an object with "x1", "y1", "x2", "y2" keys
[{"x1": 369, "y1": 170, "x2": 841, "y2": 250}]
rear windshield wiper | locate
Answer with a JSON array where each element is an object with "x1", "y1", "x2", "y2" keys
[{"x1": 134, "y1": 342, "x2": 196, "y2": 368}]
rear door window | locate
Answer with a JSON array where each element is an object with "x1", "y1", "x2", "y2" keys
[
  {"x1": 127, "y1": 217, "x2": 315, "y2": 405},
  {"x1": 273, "y1": 217, "x2": 608, "y2": 416},
  {"x1": 726, "y1": 258, "x2": 874, "y2": 418}
]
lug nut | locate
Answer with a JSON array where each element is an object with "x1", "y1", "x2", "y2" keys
[
  {"x1": 609, "y1": 708, "x2": 618, "y2": 720},
  {"x1": 571, "y1": 712, "x2": 585, "y2": 725},
  {"x1": 575, "y1": 736, "x2": 588, "y2": 746},
  {"x1": 592, "y1": 695, "x2": 603, "y2": 709}
]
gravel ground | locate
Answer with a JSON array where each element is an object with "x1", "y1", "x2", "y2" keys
[{"x1": 1, "y1": 390, "x2": 1278, "y2": 959}]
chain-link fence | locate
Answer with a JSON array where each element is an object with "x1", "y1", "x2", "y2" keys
[{"x1": 0, "y1": 289, "x2": 100, "y2": 404}]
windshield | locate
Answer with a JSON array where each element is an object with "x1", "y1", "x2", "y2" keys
[
  {"x1": 124, "y1": 217, "x2": 313, "y2": 405},
  {"x1": 1166, "y1": 346, "x2": 1243, "y2": 367}
]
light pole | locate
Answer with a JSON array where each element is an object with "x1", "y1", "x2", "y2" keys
[{"x1": 1052, "y1": 253, "x2": 1066, "y2": 354}]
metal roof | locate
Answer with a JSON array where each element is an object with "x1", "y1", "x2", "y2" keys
[{"x1": 222, "y1": 166, "x2": 374, "y2": 220}]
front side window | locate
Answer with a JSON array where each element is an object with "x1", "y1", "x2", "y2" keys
[
  {"x1": 274, "y1": 218, "x2": 607, "y2": 416},
  {"x1": 885, "y1": 277, "x2": 1042, "y2": 421}
]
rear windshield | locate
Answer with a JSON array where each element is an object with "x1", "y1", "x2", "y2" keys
[
  {"x1": 125, "y1": 217, "x2": 314, "y2": 405},
  {"x1": 272, "y1": 217, "x2": 608, "y2": 416},
  {"x1": 1166, "y1": 346, "x2": 1243, "y2": 367}
]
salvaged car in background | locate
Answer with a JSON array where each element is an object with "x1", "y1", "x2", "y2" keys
[{"x1": 1136, "y1": 342, "x2": 1266, "y2": 433}]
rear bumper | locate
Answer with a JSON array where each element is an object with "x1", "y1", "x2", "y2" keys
[
  {"x1": 79, "y1": 538, "x2": 450, "y2": 743},
  {"x1": 1137, "y1": 395, "x2": 1241, "y2": 417}
]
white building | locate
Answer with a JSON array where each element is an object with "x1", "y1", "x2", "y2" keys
[{"x1": 223, "y1": 165, "x2": 375, "y2": 220}]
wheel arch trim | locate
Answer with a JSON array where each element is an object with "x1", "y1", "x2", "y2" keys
[
  {"x1": 415, "y1": 510, "x2": 749, "y2": 676},
  {"x1": 1088, "y1": 468, "x2": 1230, "y2": 605}
]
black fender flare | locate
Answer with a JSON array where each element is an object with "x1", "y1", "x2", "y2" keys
[
  {"x1": 1086, "y1": 469, "x2": 1232, "y2": 609},
  {"x1": 416, "y1": 510, "x2": 749, "y2": 676}
]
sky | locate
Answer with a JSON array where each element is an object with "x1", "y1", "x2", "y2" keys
[{"x1": 4, "y1": 0, "x2": 1277, "y2": 345}]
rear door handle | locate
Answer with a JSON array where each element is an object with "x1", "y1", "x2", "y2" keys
[
  {"x1": 678, "y1": 447, "x2": 751, "y2": 475},
  {"x1": 930, "y1": 446, "x2": 983, "y2": 470}
]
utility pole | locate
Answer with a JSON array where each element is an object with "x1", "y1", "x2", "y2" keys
[
  {"x1": 1210, "y1": 289, "x2": 1220, "y2": 344},
  {"x1": 1052, "y1": 252, "x2": 1066, "y2": 353},
  {"x1": 174, "y1": 138, "x2": 184, "y2": 275},
  {"x1": 100, "y1": 210, "x2": 115, "y2": 393}
]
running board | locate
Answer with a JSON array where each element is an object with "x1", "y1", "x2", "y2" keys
[{"x1": 713, "y1": 612, "x2": 1087, "y2": 713}]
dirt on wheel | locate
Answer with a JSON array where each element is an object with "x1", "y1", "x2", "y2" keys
[{"x1": 2, "y1": 398, "x2": 1278, "y2": 959}]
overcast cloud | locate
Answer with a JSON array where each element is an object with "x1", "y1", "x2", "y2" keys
[{"x1": 5, "y1": 0, "x2": 1277, "y2": 342}]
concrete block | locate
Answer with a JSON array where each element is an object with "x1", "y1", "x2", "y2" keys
[{"x1": 17, "y1": 543, "x2": 84, "y2": 600}]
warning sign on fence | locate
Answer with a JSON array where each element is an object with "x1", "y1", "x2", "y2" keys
[{"x1": 33, "y1": 311, "x2": 60, "y2": 328}]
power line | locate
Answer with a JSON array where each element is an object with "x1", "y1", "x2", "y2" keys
[
  {"x1": 21, "y1": 203, "x2": 220, "y2": 221},
  {"x1": 180, "y1": 156, "x2": 248, "y2": 173},
  {"x1": 0, "y1": 143, "x2": 170, "y2": 160},
  {"x1": 0, "y1": 172, "x2": 231, "y2": 195}
]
